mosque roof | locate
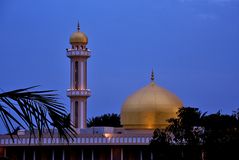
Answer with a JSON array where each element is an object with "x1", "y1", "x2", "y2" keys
[{"x1": 121, "y1": 71, "x2": 183, "y2": 129}]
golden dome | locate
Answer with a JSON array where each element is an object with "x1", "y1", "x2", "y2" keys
[
  {"x1": 70, "y1": 23, "x2": 88, "y2": 45},
  {"x1": 121, "y1": 74, "x2": 183, "y2": 130}
]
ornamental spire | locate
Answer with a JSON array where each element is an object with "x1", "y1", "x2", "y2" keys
[
  {"x1": 151, "y1": 70, "x2": 154, "y2": 81},
  {"x1": 77, "y1": 21, "x2": 80, "y2": 32}
]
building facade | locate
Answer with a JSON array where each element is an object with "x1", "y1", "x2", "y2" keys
[{"x1": 0, "y1": 23, "x2": 183, "y2": 160}]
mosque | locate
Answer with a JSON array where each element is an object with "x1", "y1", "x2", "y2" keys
[{"x1": 0, "y1": 23, "x2": 183, "y2": 160}]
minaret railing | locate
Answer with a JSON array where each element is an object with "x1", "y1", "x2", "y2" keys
[{"x1": 66, "y1": 49, "x2": 90, "y2": 57}]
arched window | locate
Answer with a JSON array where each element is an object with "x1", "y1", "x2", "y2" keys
[
  {"x1": 75, "y1": 61, "x2": 78, "y2": 89},
  {"x1": 75, "y1": 101, "x2": 79, "y2": 127}
]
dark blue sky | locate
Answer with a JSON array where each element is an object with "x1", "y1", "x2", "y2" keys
[{"x1": 1, "y1": 0, "x2": 239, "y2": 129}]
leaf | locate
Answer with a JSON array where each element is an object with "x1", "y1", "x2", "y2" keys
[{"x1": 0, "y1": 86, "x2": 76, "y2": 141}]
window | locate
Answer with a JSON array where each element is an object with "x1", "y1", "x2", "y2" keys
[
  {"x1": 75, "y1": 101, "x2": 79, "y2": 127},
  {"x1": 75, "y1": 61, "x2": 78, "y2": 89}
]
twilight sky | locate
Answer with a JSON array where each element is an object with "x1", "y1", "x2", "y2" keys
[{"x1": 1, "y1": 0, "x2": 239, "y2": 128}]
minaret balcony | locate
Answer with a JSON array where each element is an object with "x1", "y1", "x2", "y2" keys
[
  {"x1": 66, "y1": 49, "x2": 91, "y2": 57},
  {"x1": 67, "y1": 89, "x2": 91, "y2": 97}
]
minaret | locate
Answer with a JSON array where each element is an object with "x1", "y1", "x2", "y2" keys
[{"x1": 66, "y1": 22, "x2": 91, "y2": 129}]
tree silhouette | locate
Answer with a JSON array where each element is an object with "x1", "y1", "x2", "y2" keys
[
  {"x1": 201, "y1": 111, "x2": 239, "y2": 159},
  {"x1": 150, "y1": 128, "x2": 171, "y2": 160},
  {"x1": 87, "y1": 113, "x2": 122, "y2": 127},
  {"x1": 167, "y1": 107, "x2": 205, "y2": 145},
  {"x1": 164, "y1": 107, "x2": 239, "y2": 160}
]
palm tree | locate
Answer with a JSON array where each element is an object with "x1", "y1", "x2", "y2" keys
[{"x1": 0, "y1": 86, "x2": 76, "y2": 141}]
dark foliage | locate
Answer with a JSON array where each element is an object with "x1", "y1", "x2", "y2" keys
[
  {"x1": 7, "y1": 126, "x2": 20, "y2": 135},
  {"x1": 150, "y1": 128, "x2": 202, "y2": 160},
  {"x1": 87, "y1": 113, "x2": 122, "y2": 127},
  {"x1": 150, "y1": 128, "x2": 169, "y2": 146},
  {"x1": 151, "y1": 107, "x2": 239, "y2": 160},
  {"x1": 167, "y1": 107, "x2": 205, "y2": 145},
  {"x1": 0, "y1": 86, "x2": 76, "y2": 141}
]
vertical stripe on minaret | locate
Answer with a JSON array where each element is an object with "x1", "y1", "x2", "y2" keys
[
  {"x1": 67, "y1": 23, "x2": 91, "y2": 130},
  {"x1": 84, "y1": 61, "x2": 87, "y2": 88}
]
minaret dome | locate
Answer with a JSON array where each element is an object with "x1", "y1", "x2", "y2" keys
[{"x1": 70, "y1": 22, "x2": 88, "y2": 48}]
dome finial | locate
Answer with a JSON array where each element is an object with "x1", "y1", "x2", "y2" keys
[
  {"x1": 151, "y1": 69, "x2": 155, "y2": 81},
  {"x1": 77, "y1": 21, "x2": 80, "y2": 32}
]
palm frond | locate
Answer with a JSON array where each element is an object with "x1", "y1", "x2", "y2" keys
[{"x1": 0, "y1": 86, "x2": 76, "y2": 141}]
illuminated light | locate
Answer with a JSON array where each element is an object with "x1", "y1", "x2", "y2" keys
[
  {"x1": 147, "y1": 124, "x2": 153, "y2": 129},
  {"x1": 103, "y1": 133, "x2": 113, "y2": 138}
]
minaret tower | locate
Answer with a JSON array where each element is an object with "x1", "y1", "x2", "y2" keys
[{"x1": 66, "y1": 22, "x2": 91, "y2": 129}]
